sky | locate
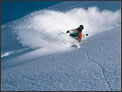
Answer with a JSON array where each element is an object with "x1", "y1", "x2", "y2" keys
[
  {"x1": 1, "y1": 1, "x2": 120, "y2": 24},
  {"x1": 1, "y1": 1, "x2": 62, "y2": 24}
]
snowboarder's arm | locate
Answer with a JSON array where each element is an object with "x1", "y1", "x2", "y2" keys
[
  {"x1": 82, "y1": 34, "x2": 88, "y2": 38},
  {"x1": 66, "y1": 29, "x2": 74, "y2": 33}
]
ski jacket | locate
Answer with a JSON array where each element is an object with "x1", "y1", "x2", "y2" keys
[{"x1": 69, "y1": 29, "x2": 82, "y2": 43}]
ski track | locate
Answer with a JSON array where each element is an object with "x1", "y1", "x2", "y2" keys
[{"x1": 85, "y1": 50, "x2": 111, "y2": 91}]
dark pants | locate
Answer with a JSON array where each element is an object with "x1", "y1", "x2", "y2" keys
[{"x1": 70, "y1": 33, "x2": 78, "y2": 40}]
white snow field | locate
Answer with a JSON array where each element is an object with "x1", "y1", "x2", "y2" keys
[{"x1": 1, "y1": 1, "x2": 121, "y2": 91}]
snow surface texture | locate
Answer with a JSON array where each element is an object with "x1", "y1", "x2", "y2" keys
[{"x1": 1, "y1": 2, "x2": 121, "y2": 91}]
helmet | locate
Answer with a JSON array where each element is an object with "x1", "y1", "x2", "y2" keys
[{"x1": 80, "y1": 25, "x2": 84, "y2": 29}]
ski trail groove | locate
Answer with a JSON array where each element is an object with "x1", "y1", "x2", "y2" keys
[{"x1": 85, "y1": 50, "x2": 112, "y2": 91}]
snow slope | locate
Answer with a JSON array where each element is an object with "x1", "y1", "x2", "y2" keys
[
  {"x1": 1, "y1": 26, "x2": 120, "y2": 91},
  {"x1": 1, "y1": 1, "x2": 121, "y2": 91}
]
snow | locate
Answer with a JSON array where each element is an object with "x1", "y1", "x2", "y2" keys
[
  {"x1": 1, "y1": 1, "x2": 121, "y2": 91},
  {"x1": 1, "y1": 26, "x2": 120, "y2": 91}
]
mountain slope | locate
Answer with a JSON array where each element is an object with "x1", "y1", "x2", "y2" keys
[{"x1": 1, "y1": 26, "x2": 120, "y2": 91}]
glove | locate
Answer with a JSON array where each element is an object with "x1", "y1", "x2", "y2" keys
[
  {"x1": 66, "y1": 30, "x2": 70, "y2": 33},
  {"x1": 86, "y1": 34, "x2": 88, "y2": 36}
]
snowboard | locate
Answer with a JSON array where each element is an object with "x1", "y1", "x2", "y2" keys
[{"x1": 71, "y1": 44, "x2": 80, "y2": 48}]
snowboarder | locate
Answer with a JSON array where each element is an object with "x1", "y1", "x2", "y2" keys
[{"x1": 66, "y1": 25, "x2": 88, "y2": 43}]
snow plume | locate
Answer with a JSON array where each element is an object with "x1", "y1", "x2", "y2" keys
[{"x1": 9, "y1": 7, "x2": 121, "y2": 48}]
